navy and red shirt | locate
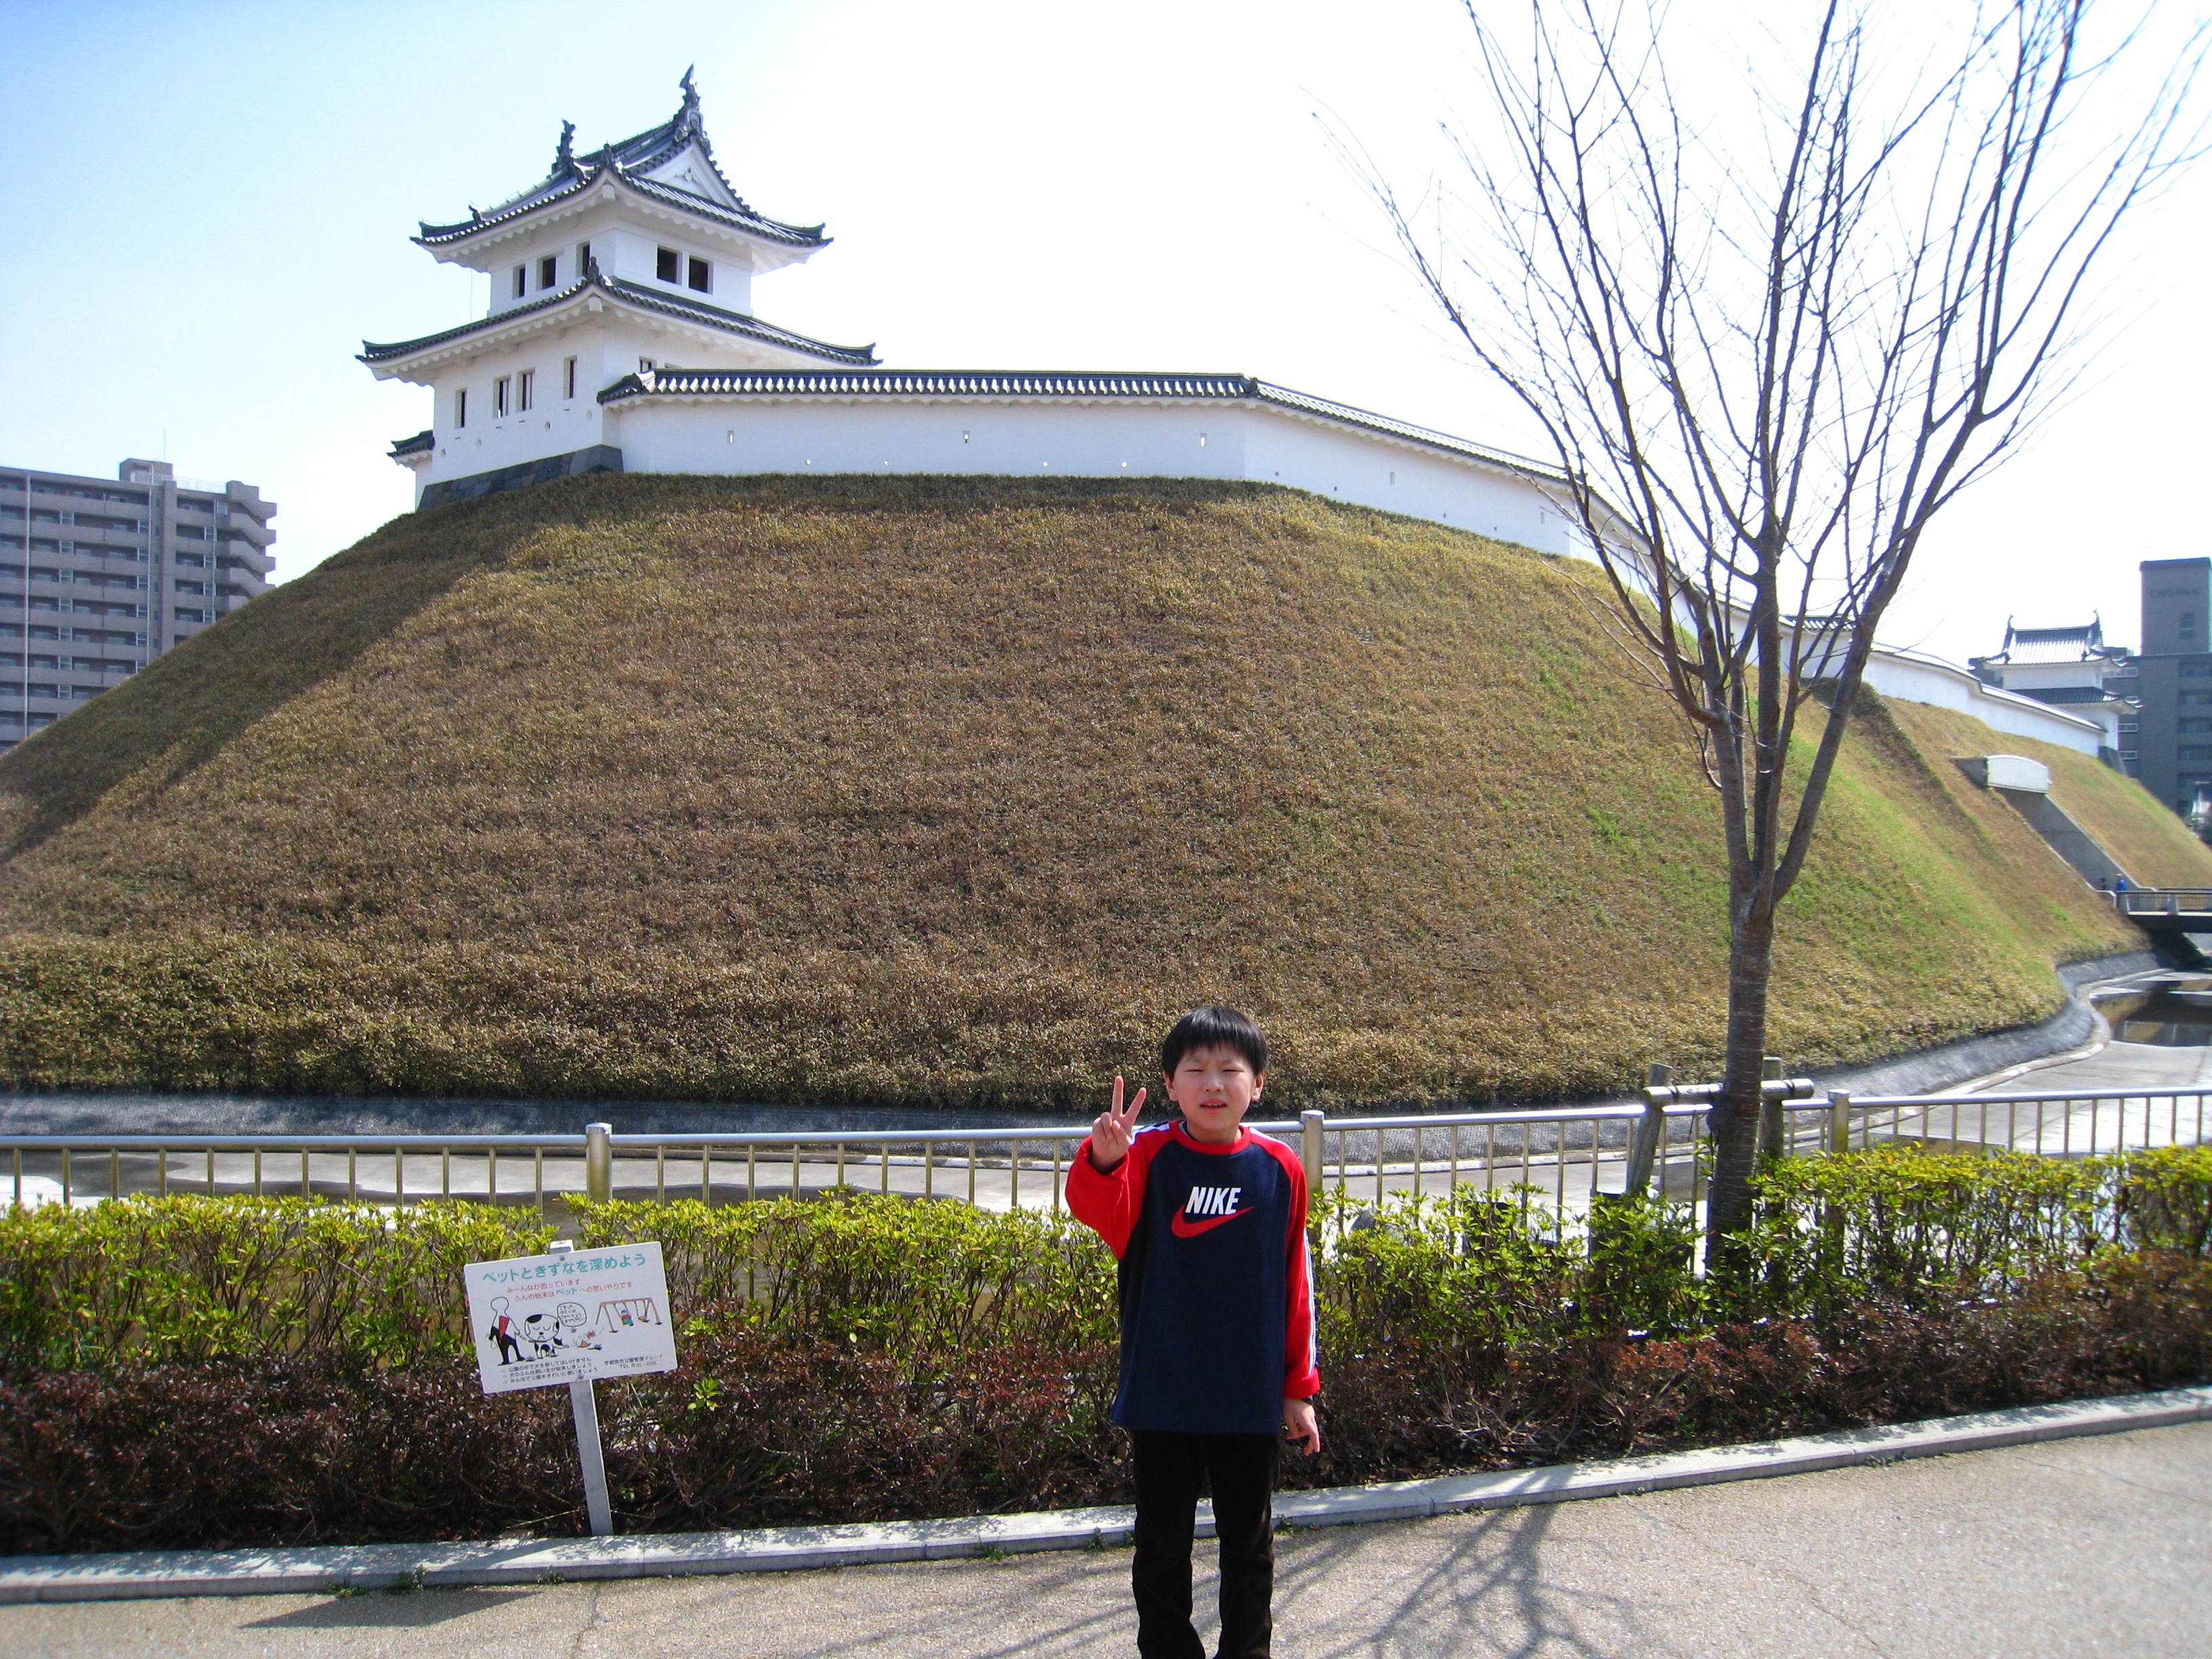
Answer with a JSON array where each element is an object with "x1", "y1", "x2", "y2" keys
[{"x1": 1066, "y1": 1119, "x2": 1319, "y2": 1436}]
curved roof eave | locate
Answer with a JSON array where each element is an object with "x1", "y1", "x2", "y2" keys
[
  {"x1": 357, "y1": 273, "x2": 878, "y2": 370},
  {"x1": 415, "y1": 165, "x2": 827, "y2": 253}
]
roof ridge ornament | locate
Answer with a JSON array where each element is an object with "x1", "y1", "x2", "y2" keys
[
  {"x1": 675, "y1": 66, "x2": 701, "y2": 136},
  {"x1": 554, "y1": 119, "x2": 576, "y2": 173}
]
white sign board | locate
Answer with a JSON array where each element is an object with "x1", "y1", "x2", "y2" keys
[{"x1": 464, "y1": 1242, "x2": 680, "y2": 1395}]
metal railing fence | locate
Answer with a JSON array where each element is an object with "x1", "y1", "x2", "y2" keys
[
  {"x1": 2114, "y1": 889, "x2": 2212, "y2": 918},
  {"x1": 5, "y1": 1077, "x2": 2204, "y2": 1216}
]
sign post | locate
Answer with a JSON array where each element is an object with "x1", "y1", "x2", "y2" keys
[{"x1": 464, "y1": 1237, "x2": 679, "y2": 1538}]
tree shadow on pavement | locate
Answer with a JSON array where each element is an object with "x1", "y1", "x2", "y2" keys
[
  {"x1": 241, "y1": 1587, "x2": 537, "y2": 1630},
  {"x1": 1275, "y1": 1504, "x2": 1655, "y2": 1658}
]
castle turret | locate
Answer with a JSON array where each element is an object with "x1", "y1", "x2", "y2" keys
[{"x1": 363, "y1": 70, "x2": 875, "y2": 507}]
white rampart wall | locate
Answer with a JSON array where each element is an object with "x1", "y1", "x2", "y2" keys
[
  {"x1": 1859, "y1": 647, "x2": 2105, "y2": 756},
  {"x1": 605, "y1": 397, "x2": 1586, "y2": 558}
]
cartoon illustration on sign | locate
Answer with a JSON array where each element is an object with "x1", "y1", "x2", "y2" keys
[
  {"x1": 597, "y1": 1296, "x2": 663, "y2": 1330},
  {"x1": 487, "y1": 1296, "x2": 523, "y2": 1366},
  {"x1": 555, "y1": 1303, "x2": 599, "y2": 1350}
]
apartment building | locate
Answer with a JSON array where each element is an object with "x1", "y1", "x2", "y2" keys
[
  {"x1": 2130, "y1": 556, "x2": 2212, "y2": 817},
  {"x1": 1, "y1": 457, "x2": 276, "y2": 750}
]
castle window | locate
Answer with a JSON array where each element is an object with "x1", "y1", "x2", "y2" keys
[
  {"x1": 577, "y1": 241, "x2": 592, "y2": 274},
  {"x1": 512, "y1": 266, "x2": 527, "y2": 300},
  {"x1": 517, "y1": 369, "x2": 535, "y2": 413},
  {"x1": 454, "y1": 388, "x2": 468, "y2": 429},
  {"x1": 2186, "y1": 612, "x2": 2197, "y2": 637},
  {"x1": 565, "y1": 356, "x2": 577, "y2": 399},
  {"x1": 656, "y1": 247, "x2": 680, "y2": 283},
  {"x1": 494, "y1": 376, "x2": 510, "y2": 418},
  {"x1": 539, "y1": 255, "x2": 558, "y2": 289},
  {"x1": 688, "y1": 256, "x2": 711, "y2": 293}
]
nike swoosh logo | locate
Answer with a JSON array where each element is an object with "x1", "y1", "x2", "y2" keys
[{"x1": 1171, "y1": 1206, "x2": 1254, "y2": 1238}]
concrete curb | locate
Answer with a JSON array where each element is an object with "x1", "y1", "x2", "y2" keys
[{"x1": 3, "y1": 1384, "x2": 2208, "y2": 1604}]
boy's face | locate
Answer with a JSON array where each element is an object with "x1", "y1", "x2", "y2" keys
[{"x1": 1164, "y1": 1044, "x2": 1264, "y2": 1144}]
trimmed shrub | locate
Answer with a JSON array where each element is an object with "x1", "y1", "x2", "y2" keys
[
  {"x1": 1746, "y1": 1143, "x2": 2212, "y2": 1314},
  {"x1": 0, "y1": 1197, "x2": 552, "y2": 1371},
  {"x1": 573, "y1": 1193, "x2": 1115, "y2": 1364},
  {"x1": 0, "y1": 1159, "x2": 2209, "y2": 1553}
]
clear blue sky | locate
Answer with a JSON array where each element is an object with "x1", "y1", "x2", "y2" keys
[{"x1": 0, "y1": 0, "x2": 2203, "y2": 668}]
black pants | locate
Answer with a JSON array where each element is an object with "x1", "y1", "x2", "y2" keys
[{"x1": 1129, "y1": 1430, "x2": 1279, "y2": 1659}]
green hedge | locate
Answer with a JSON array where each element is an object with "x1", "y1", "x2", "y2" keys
[
  {"x1": 1, "y1": 1145, "x2": 2208, "y2": 1377},
  {"x1": 573, "y1": 1197, "x2": 1114, "y2": 1363},
  {"x1": 4, "y1": 1153, "x2": 2212, "y2": 1551},
  {"x1": 1749, "y1": 1144, "x2": 2212, "y2": 1311},
  {"x1": 0, "y1": 1200, "x2": 550, "y2": 1372}
]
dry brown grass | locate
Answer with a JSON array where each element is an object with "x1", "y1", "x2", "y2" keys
[{"x1": 0, "y1": 474, "x2": 2172, "y2": 1107}]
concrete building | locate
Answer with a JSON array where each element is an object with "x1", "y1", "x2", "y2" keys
[
  {"x1": 1, "y1": 457, "x2": 276, "y2": 751},
  {"x1": 2128, "y1": 557, "x2": 2212, "y2": 817},
  {"x1": 1967, "y1": 619, "x2": 2133, "y2": 769}
]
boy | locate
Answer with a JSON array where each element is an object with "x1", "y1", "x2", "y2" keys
[{"x1": 1066, "y1": 1006, "x2": 1320, "y2": 1659}]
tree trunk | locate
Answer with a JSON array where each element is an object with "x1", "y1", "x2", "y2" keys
[{"x1": 1706, "y1": 899, "x2": 1775, "y2": 1266}]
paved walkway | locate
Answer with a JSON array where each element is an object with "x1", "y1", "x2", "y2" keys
[{"x1": 4, "y1": 1420, "x2": 2205, "y2": 1658}]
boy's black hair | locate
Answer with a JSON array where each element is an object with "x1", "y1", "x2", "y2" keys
[{"x1": 1160, "y1": 1006, "x2": 1269, "y2": 1079}]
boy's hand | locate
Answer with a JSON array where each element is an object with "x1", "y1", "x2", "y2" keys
[
  {"x1": 1087, "y1": 1074, "x2": 1147, "y2": 1172},
  {"x1": 1284, "y1": 1397, "x2": 1320, "y2": 1456}
]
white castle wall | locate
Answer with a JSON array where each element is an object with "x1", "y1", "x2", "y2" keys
[
  {"x1": 1859, "y1": 646, "x2": 2105, "y2": 757},
  {"x1": 605, "y1": 396, "x2": 1586, "y2": 558}
]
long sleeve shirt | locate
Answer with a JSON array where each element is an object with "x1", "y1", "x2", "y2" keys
[{"x1": 1066, "y1": 1119, "x2": 1319, "y2": 1435}]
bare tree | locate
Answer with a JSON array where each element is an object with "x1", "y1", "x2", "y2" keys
[{"x1": 1353, "y1": 0, "x2": 2203, "y2": 1255}]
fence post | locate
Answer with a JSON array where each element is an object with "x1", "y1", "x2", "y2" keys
[
  {"x1": 584, "y1": 1122, "x2": 613, "y2": 1204},
  {"x1": 1828, "y1": 1090, "x2": 1852, "y2": 1155},
  {"x1": 1759, "y1": 1056, "x2": 1786, "y2": 1161},
  {"x1": 1301, "y1": 1110, "x2": 1326, "y2": 1195},
  {"x1": 1624, "y1": 1064, "x2": 1671, "y2": 1200}
]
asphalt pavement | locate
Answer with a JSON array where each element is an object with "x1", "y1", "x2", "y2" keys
[{"x1": 3, "y1": 1419, "x2": 2205, "y2": 1658}]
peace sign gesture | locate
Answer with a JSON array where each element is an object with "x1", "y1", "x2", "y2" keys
[{"x1": 1087, "y1": 1074, "x2": 1148, "y2": 1172}]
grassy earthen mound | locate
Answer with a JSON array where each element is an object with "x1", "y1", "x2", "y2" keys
[{"x1": 0, "y1": 474, "x2": 2200, "y2": 1107}]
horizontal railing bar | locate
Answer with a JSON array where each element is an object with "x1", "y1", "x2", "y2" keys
[
  {"x1": 3, "y1": 1088, "x2": 2200, "y2": 1163},
  {"x1": 0, "y1": 1134, "x2": 588, "y2": 1152},
  {"x1": 1791, "y1": 1088, "x2": 2212, "y2": 1110}
]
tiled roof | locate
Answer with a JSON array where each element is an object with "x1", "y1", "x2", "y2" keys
[
  {"x1": 357, "y1": 268, "x2": 876, "y2": 369},
  {"x1": 389, "y1": 430, "x2": 434, "y2": 458},
  {"x1": 2005, "y1": 638, "x2": 2111, "y2": 663},
  {"x1": 413, "y1": 74, "x2": 825, "y2": 252},
  {"x1": 595, "y1": 369, "x2": 1562, "y2": 482},
  {"x1": 414, "y1": 167, "x2": 827, "y2": 251},
  {"x1": 602, "y1": 279, "x2": 876, "y2": 365},
  {"x1": 1987, "y1": 618, "x2": 2122, "y2": 664}
]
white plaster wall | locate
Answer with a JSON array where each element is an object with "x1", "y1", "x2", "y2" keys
[
  {"x1": 1241, "y1": 407, "x2": 1575, "y2": 554},
  {"x1": 2000, "y1": 661, "x2": 2108, "y2": 693},
  {"x1": 608, "y1": 396, "x2": 1585, "y2": 558},
  {"x1": 419, "y1": 325, "x2": 643, "y2": 487},
  {"x1": 611, "y1": 398, "x2": 1253, "y2": 482},
  {"x1": 476, "y1": 214, "x2": 754, "y2": 316},
  {"x1": 1860, "y1": 647, "x2": 2105, "y2": 756}
]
